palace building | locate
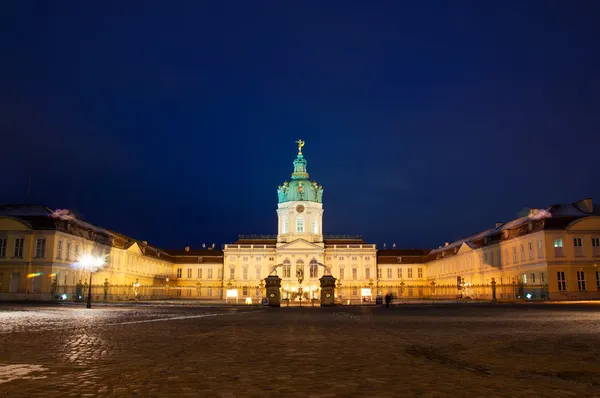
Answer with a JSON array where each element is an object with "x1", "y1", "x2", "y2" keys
[{"x1": 1, "y1": 142, "x2": 599, "y2": 302}]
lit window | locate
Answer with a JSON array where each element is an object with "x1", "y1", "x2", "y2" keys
[
  {"x1": 296, "y1": 217, "x2": 304, "y2": 233},
  {"x1": 176, "y1": 268, "x2": 182, "y2": 278},
  {"x1": 377, "y1": 268, "x2": 382, "y2": 279},
  {"x1": 283, "y1": 217, "x2": 288, "y2": 234},
  {"x1": 397, "y1": 268, "x2": 402, "y2": 279},
  {"x1": 557, "y1": 271, "x2": 566, "y2": 291},
  {"x1": 310, "y1": 260, "x2": 318, "y2": 278},
  {"x1": 418, "y1": 268, "x2": 423, "y2": 278},
  {"x1": 283, "y1": 260, "x2": 291, "y2": 278},
  {"x1": 242, "y1": 286, "x2": 248, "y2": 296},
  {"x1": 312, "y1": 220, "x2": 318, "y2": 234},
  {"x1": 387, "y1": 268, "x2": 392, "y2": 279},
  {"x1": 554, "y1": 239, "x2": 563, "y2": 248},
  {"x1": 577, "y1": 271, "x2": 586, "y2": 291}
]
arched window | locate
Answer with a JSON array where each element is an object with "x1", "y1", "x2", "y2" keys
[
  {"x1": 283, "y1": 260, "x2": 291, "y2": 278},
  {"x1": 283, "y1": 216, "x2": 288, "y2": 234},
  {"x1": 296, "y1": 259, "x2": 304, "y2": 277},
  {"x1": 339, "y1": 265, "x2": 345, "y2": 280},
  {"x1": 310, "y1": 259, "x2": 318, "y2": 278},
  {"x1": 296, "y1": 217, "x2": 304, "y2": 232},
  {"x1": 312, "y1": 220, "x2": 318, "y2": 234}
]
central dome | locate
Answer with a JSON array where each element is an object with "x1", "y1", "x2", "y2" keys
[{"x1": 277, "y1": 144, "x2": 323, "y2": 204}]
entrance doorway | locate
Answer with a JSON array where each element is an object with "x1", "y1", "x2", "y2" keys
[{"x1": 10, "y1": 272, "x2": 20, "y2": 293}]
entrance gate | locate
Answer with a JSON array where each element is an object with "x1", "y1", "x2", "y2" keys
[{"x1": 265, "y1": 262, "x2": 336, "y2": 307}]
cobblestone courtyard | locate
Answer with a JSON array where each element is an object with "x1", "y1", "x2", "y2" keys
[{"x1": 1, "y1": 302, "x2": 600, "y2": 397}]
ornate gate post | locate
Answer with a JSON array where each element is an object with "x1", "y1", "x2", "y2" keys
[
  {"x1": 491, "y1": 278, "x2": 497, "y2": 302},
  {"x1": 319, "y1": 275, "x2": 337, "y2": 307},
  {"x1": 264, "y1": 275, "x2": 282, "y2": 307}
]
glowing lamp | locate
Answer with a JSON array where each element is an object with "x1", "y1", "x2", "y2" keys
[
  {"x1": 361, "y1": 288, "x2": 372, "y2": 297},
  {"x1": 245, "y1": 297, "x2": 252, "y2": 305}
]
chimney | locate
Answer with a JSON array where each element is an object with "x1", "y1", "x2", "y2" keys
[
  {"x1": 392, "y1": 243, "x2": 396, "y2": 248},
  {"x1": 202, "y1": 243, "x2": 206, "y2": 248},
  {"x1": 383, "y1": 243, "x2": 387, "y2": 249},
  {"x1": 212, "y1": 243, "x2": 215, "y2": 248},
  {"x1": 142, "y1": 240, "x2": 148, "y2": 245},
  {"x1": 495, "y1": 222, "x2": 504, "y2": 228},
  {"x1": 575, "y1": 198, "x2": 593, "y2": 213},
  {"x1": 444, "y1": 242, "x2": 449, "y2": 247},
  {"x1": 185, "y1": 245, "x2": 190, "y2": 252}
]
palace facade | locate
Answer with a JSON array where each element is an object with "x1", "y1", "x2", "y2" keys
[{"x1": 1, "y1": 143, "x2": 599, "y2": 302}]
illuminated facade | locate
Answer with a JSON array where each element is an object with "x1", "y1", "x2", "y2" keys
[{"x1": 0, "y1": 142, "x2": 599, "y2": 302}]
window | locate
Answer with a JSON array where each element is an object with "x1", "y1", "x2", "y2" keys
[
  {"x1": 268, "y1": 257, "x2": 275, "y2": 261},
  {"x1": 75, "y1": 244, "x2": 80, "y2": 260},
  {"x1": 309, "y1": 260, "x2": 318, "y2": 278},
  {"x1": 351, "y1": 257, "x2": 358, "y2": 261},
  {"x1": 365, "y1": 257, "x2": 371, "y2": 260},
  {"x1": 504, "y1": 249, "x2": 508, "y2": 265},
  {"x1": 339, "y1": 256, "x2": 344, "y2": 260},
  {"x1": 352, "y1": 268, "x2": 358, "y2": 280},
  {"x1": 255, "y1": 256, "x2": 261, "y2": 261},
  {"x1": 512, "y1": 247, "x2": 517, "y2": 263},
  {"x1": 528, "y1": 241, "x2": 533, "y2": 260},
  {"x1": 577, "y1": 271, "x2": 586, "y2": 290},
  {"x1": 387, "y1": 268, "x2": 392, "y2": 279},
  {"x1": 490, "y1": 251, "x2": 494, "y2": 266},
  {"x1": 187, "y1": 269, "x2": 192, "y2": 278},
  {"x1": 541, "y1": 272, "x2": 545, "y2": 283},
  {"x1": 256, "y1": 267, "x2": 261, "y2": 280},
  {"x1": 218, "y1": 268, "x2": 223, "y2": 279},
  {"x1": 242, "y1": 286, "x2": 248, "y2": 296},
  {"x1": 365, "y1": 268, "x2": 370, "y2": 280},
  {"x1": 35, "y1": 238, "x2": 46, "y2": 258},
  {"x1": 198, "y1": 269, "x2": 202, "y2": 279},
  {"x1": 176, "y1": 268, "x2": 182, "y2": 278},
  {"x1": 557, "y1": 272, "x2": 566, "y2": 291},
  {"x1": 554, "y1": 239, "x2": 563, "y2": 247},
  {"x1": 312, "y1": 220, "x2": 318, "y2": 234},
  {"x1": 531, "y1": 273, "x2": 536, "y2": 284},
  {"x1": 573, "y1": 238, "x2": 582, "y2": 247},
  {"x1": 296, "y1": 217, "x2": 304, "y2": 232},
  {"x1": 66, "y1": 241, "x2": 72, "y2": 260},
  {"x1": 520, "y1": 245, "x2": 525, "y2": 261},
  {"x1": 377, "y1": 268, "x2": 382, "y2": 279},
  {"x1": 352, "y1": 287, "x2": 358, "y2": 296},
  {"x1": 0, "y1": 238, "x2": 6, "y2": 257},
  {"x1": 537, "y1": 240, "x2": 543, "y2": 258},
  {"x1": 483, "y1": 253, "x2": 488, "y2": 263},
  {"x1": 242, "y1": 257, "x2": 248, "y2": 261},
  {"x1": 243, "y1": 268, "x2": 248, "y2": 280},
  {"x1": 418, "y1": 268, "x2": 423, "y2": 278},
  {"x1": 522, "y1": 274, "x2": 527, "y2": 284},
  {"x1": 56, "y1": 239, "x2": 63, "y2": 259},
  {"x1": 283, "y1": 260, "x2": 291, "y2": 278},
  {"x1": 207, "y1": 268, "x2": 213, "y2": 279},
  {"x1": 14, "y1": 238, "x2": 24, "y2": 258},
  {"x1": 229, "y1": 268, "x2": 235, "y2": 280},
  {"x1": 592, "y1": 238, "x2": 600, "y2": 247},
  {"x1": 397, "y1": 268, "x2": 402, "y2": 279},
  {"x1": 283, "y1": 218, "x2": 288, "y2": 234},
  {"x1": 207, "y1": 287, "x2": 212, "y2": 297},
  {"x1": 596, "y1": 271, "x2": 600, "y2": 290},
  {"x1": 339, "y1": 268, "x2": 344, "y2": 280},
  {"x1": 408, "y1": 268, "x2": 413, "y2": 278}
]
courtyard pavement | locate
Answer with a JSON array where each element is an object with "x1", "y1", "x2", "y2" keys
[{"x1": 1, "y1": 302, "x2": 599, "y2": 397}]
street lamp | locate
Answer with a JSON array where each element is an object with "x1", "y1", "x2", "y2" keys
[{"x1": 77, "y1": 254, "x2": 105, "y2": 309}]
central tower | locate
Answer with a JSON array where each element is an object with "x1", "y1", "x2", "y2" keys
[{"x1": 276, "y1": 140, "x2": 324, "y2": 245}]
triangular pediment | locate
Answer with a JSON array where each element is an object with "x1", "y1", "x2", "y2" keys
[
  {"x1": 277, "y1": 238, "x2": 324, "y2": 251},
  {"x1": 456, "y1": 242, "x2": 473, "y2": 255},
  {"x1": 125, "y1": 242, "x2": 143, "y2": 255}
]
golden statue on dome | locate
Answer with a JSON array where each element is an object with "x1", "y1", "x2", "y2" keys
[{"x1": 295, "y1": 139, "x2": 305, "y2": 155}]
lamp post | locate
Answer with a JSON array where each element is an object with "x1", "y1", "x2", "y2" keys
[
  {"x1": 296, "y1": 268, "x2": 304, "y2": 307},
  {"x1": 78, "y1": 254, "x2": 105, "y2": 309}
]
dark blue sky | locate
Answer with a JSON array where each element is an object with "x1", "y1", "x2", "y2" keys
[{"x1": 1, "y1": 1, "x2": 599, "y2": 250}]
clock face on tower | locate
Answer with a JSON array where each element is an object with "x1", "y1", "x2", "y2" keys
[{"x1": 296, "y1": 204, "x2": 305, "y2": 213}]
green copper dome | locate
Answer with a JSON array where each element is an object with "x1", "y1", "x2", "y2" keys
[{"x1": 277, "y1": 142, "x2": 323, "y2": 204}]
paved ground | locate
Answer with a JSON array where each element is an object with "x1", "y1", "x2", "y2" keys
[{"x1": 1, "y1": 302, "x2": 600, "y2": 397}]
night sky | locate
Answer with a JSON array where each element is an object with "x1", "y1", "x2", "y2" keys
[{"x1": 1, "y1": 1, "x2": 599, "y2": 250}]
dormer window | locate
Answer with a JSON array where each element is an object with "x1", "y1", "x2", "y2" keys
[{"x1": 396, "y1": 257, "x2": 402, "y2": 263}]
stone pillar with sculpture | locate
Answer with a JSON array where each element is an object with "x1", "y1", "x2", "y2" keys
[
  {"x1": 103, "y1": 278, "x2": 109, "y2": 302},
  {"x1": 319, "y1": 275, "x2": 337, "y2": 306},
  {"x1": 264, "y1": 275, "x2": 282, "y2": 307}
]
